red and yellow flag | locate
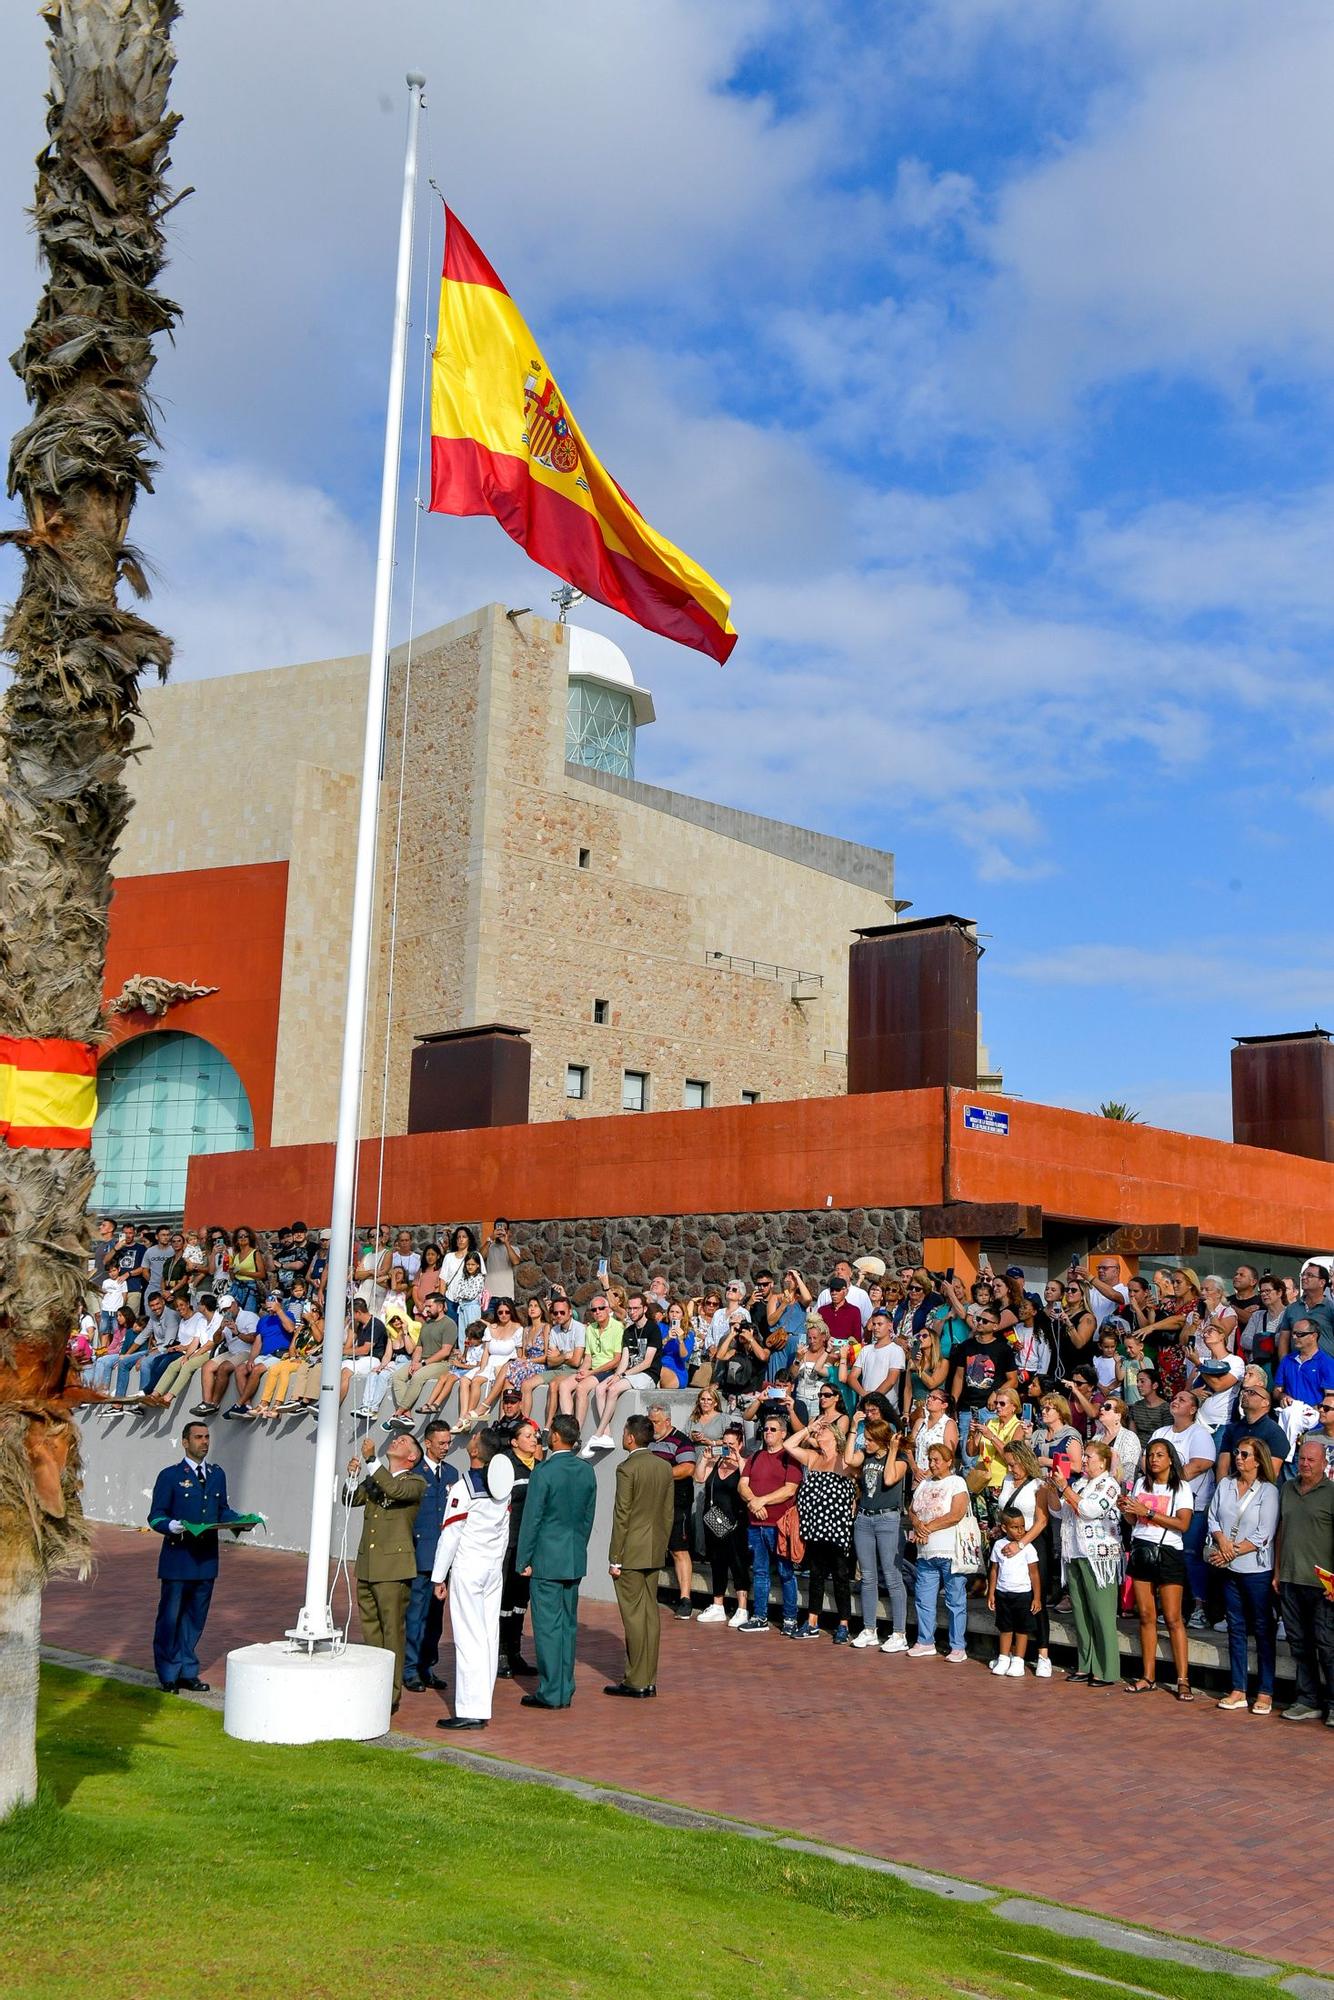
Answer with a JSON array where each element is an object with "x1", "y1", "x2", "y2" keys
[
  {"x1": 429, "y1": 209, "x2": 737, "y2": 664},
  {"x1": 0, "y1": 1036, "x2": 96, "y2": 1149}
]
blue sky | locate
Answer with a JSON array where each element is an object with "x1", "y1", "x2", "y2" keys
[{"x1": 4, "y1": 1, "x2": 1334, "y2": 1136}]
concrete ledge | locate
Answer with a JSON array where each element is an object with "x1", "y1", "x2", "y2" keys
[
  {"x1": 776, "y1": 1836, "x2": 993, "y2": 1902},
  {"x1": 1281, "y1": 1978, "x2": 1334, "y2": 2000},
  {"x1": 991, "y1": 1898, "x2": 1279, "y2": 1980}
]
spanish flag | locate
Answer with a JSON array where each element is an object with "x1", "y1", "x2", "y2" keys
[
  {"x1": 0, "y1": 1036, "x2": 96, "y2": 1149},
  {"x1": 430, "y1": 209, "x2": 737, "y2": 664}
]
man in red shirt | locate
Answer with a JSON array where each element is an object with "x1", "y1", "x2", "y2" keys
[
  {"x1": 735, "y1": 1414, "x2": 803, "y2": 1634},
  {"x1": 818, "y1": 1275, "x2": 863, "y2": 1348}
]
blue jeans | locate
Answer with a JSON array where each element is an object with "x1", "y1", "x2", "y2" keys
[
  {"x1": 139, "y1": 1351, "x2": 176, "y2": 1395},
  {"x1": 913, "y1": 1554, "x2": 967, "y2": 1650},
  {"x1": 111, "y1": 1350, "x2": 148, "y2": 1397},
  {"x1": 748, "y1": 1525, "x2": 797, "y2": 1623},
  {"x1": 1182, "y1": 1508, "x2": 1209, "y2": 1609},
  {"x1": 1223, "y1": 1570, "x2": 1276, "y2": 1696}
]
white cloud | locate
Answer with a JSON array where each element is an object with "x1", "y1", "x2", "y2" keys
[
  {"x1": 1004, "y1": 941, "x2": 1334, "y2": 1009},
  {"x1": 1079, "y1": 485, "x2": 1334, "y2": 627}
]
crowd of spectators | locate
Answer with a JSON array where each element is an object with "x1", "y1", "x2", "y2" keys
[{"x1": 77, "y1": 1220, "x2": 1334, "y2": 1722}]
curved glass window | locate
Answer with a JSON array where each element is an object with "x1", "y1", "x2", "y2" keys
[
  {"x1": 566, "y1": 680, "x2": 635, "y2": 777},
  {"x1": 92, "y1": 1030, "x2": 254, "y2": 1218}
]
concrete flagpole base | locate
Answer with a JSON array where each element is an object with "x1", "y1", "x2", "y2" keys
[{"x1": 223, "y1": 1642, "x2": 393, "y2": 1744}]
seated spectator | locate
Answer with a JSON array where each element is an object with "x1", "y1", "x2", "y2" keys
[
  {"x1": 586, "y1": 1294, "x2": 661, "y2": 1448},
  {"x1": 191, "y1": 1296, "x2": 258, "y2": 1414},
  {"x1": 557, "y1": 1294, "x2": 624, "y2": 1431},
  {"x1": 254, "y1": 1303, "x2": 325, "y2": 1418},
  {"x1": 658, "y1": 1301, "x2": 695, "y2": 1387},
  {"x1": 342, "y1": 1298, "x2": 390, "y2": 1412},
  {"x1": 153, "y1": 1295, "x2": 222, "y2": 1405}
]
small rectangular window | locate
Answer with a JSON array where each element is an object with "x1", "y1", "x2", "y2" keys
[
  {"x1": 741, "y1": 1089, "x2": 760, "y2": 1105},
  {"x1": 593, "y1": 998, "x2": 609, "y2": 1024},
  {"x1": 683, "y1": 1078, "x2": 710, "y2": 1109},
  {"x1": 621, "y1": 1069, "x2": 648, "y2": 1113},
  {"x1": 564, "y1": 1064, "x2": 588, "y2": 1101},
  {"x1": 578, "y1": 847, "x2": 591, "y2": 869}
]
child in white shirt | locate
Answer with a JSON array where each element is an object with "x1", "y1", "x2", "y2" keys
[{"x1": 987, "y1": 1505, "x2": 1042, "y2": 1678}]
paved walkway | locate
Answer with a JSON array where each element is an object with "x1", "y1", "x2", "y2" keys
[{"x1": 46, "y1": 1526, "x2": 1334, "y2": 1974}]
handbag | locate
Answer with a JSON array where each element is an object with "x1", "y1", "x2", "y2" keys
[
  {"x1": 703, "y1": 1503, "x2": 736, "y2": 1539},
  {"x1": 951, "y1": 1511, "x2": 983, "y2": 1576}
]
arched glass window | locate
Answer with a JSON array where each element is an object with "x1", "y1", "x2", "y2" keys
[
  {"x1": 92, "y1": 1030, "x2": 254, "y2": 1218},
  {"x1": 566, "y1": 679, "x2": 636, "y2": 777}
]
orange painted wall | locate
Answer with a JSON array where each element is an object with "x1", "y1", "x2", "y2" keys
[
  {"x1": 103, "y1": 862, "x2": 289, "y2": 1145},
  {"x1": 185, "y1": 1073, "x2": 1334, "y2": 1253},
  {"x1": 186, "y1": 1087, "x2": 946, "y2": 1230},
  {"x1": 946, "y1": 1089, "x2": 1334, "y2": 1251}
]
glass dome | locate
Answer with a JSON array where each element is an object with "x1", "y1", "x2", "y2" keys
[{"x1": 564, "y1": 625, "x2": 655, "y2": 779}]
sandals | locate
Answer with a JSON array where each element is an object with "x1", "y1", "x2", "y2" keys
[
  {"x1": 1124, "y1": 1678, "x2": 1156, "y2": 1693},
  {"x1": 1175, "y1": 1681, "x2": 1195, "y2": 1702},
  {"x1": 1253, "y1": 1694, "x2": 1273, "y2": 1716}
]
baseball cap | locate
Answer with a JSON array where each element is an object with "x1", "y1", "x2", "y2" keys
[{"x1": 1004, "y1": 1265, "x2": 1026, "y2": 1278}]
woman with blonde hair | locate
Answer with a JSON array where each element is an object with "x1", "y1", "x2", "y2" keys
[{"x1": 1048, "y1": 1435, "x2": 1123, "y2": 1686}]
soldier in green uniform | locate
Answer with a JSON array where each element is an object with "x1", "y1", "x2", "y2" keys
[
  {"x1": 515, "y1": 1412, "x2": 597, "y2": 1709},
  {"x1": 344, "y1": 1432, "x2": 426, "y2": 1708},
  {"x1": 605, "y1": 1413, "x2": 674, "y2": 1698}
]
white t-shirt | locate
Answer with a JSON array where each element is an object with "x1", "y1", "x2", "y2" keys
[
  {"x1": 546, "y1": 1319, "x2": 586, "y2": 1358},
  {"x1": 1130, "y1": 1478, "x2": 1192, "y2": 1550},
  {"x1": 1150, "y1": 1421, "x2": 1216, "y2": 1505},
  {"x1": 177, "y1": 1310, "x2": 209, "y2": 1349},
  {"x1": 484, "y1": 1238, "x2": 516, "y2": 1300},
  {"x1": 1091, "y1": 1283, "x2": 1129, "y2": 1329},
  {"x1": 100, "y1": 1277, "x2": 126, "y2": 1315},
  {"x1": 991, "y1": 1544, "x2": 1039, "y2": 1594},
  {"x1": 1195, "y1": 1356, "x2": 1244, "y2": 1430},
  {"x1": 858, "y1": 1340, "x2": 906, "y2": 1396},
  {"x1": 392, "y1": 1249, "x2": 421, "y2": 1282},
  {"x1": 1093, "y1": 1354, "x2": 1119, "y2": 1388},
  {"x1": 915, "y1": 1473, "x2": 968, "y2": 1559}
]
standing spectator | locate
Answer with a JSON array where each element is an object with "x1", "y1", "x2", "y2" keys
[
  {"x1": 646, "y1": 1400, "x2": 698, "y2": 1619},
  {"x1": 1244, "y1": 1275, "x2": 1288, "y2": 1377},
  {"x1": 344, "y1": 1433, "x2": 426, "y2": 1711},
  {"x1": 1048, "y1": 1436, "x2": 1123, "y2": 1688},
  {"x1": 995, "y1": 1440, "x2": 1059, "y2": 1679},
  {"x1": 910, "y1": 1386, "x2": 960, "y2": 1475},
  {"x1": 1276, "y1": 1319, "x2": 1334, "y2": 1424},
  {"x1": 986, "y1": 1506, "x2": 1041, "y2": 1677},
  {"x1": 1281, "y1": 1264, "x2": 1334, "y2": 1358},
  {"x1": 1121, "y1": 1438, "x2": 1194, "y2": 1699},
  {"x1": 1150, "y1": 1389, "x2": 1218, "y2": 1625},
  {"x1": 737, "y1": 1413, "x2": 804, "y2": 1635},
  {"x1": 516, "y1": 1413, "x2": 598, "y2": 1710},
  {"x1": 785, "y1": 1412, "x2": 856, "y2": 1643},
  {"x1": 605, "y1": 1414, "x2": 674, "y2": 1698},
  {"x1": 439, "y1": 1225, "x2": 477, "y2": 1295},
  {"x1": 402, "y1": 1419, "x2": 458, "y2": 1693},
  {"x1": 1078, "y1": 1256, "x2": 1129, "y2": 1328},
  {"x1": 412, "y1": 1241, "x2": 445, "y2": 1311},
  {"x1": 694, "y1": 1424, "x2": 751, "y2": 1626},
  {"x1": 228, "y1": 1226, "x2": 266, "y2": 1314},
  {"x1": 1215, "y1": 1372, "x2": 1291, "y2": 1481},
  {"x1": 950, "y1": 1308, "x2": 1018, "y2": 1457},
  {"x1": 1126, "y1": 1365, "x2": 1171, "y2": 1449},
  {"x1": 496, "y1": 1417, "x2": 541, "y2": 1677},
  {"x1": 1094, "y1": 1397, "x2": 1142, "y2": 1489},
  {"x1": 1310, "y1": 1390, "x2": 1334, "y2": 1478},
  {"x1": 816, "y1": 1258, "x2": 873, "y2": 1325},
  {"x1": 390, "y1": 1228, "x2": 421, "y2": 1288},
  {"x1": 141, "y1": 1225, "x2": 175, "y2": 1310},
  {"x1": 1208, "y1": 1438, "x2": 1279, "y2": 1715},
  {"x1": 88, "y1": 1215, "x2": 118, "y2": 1291},
  {"x1": 817, "y1": 1274, "x2": 863, "y2": 1350},
  {"x1": 483, "y1": 1217, "x2": 521, "y2": 1301},
  {"x1": 845, "y1": 1397, "x2": 910, "y2": 1651},
  {"x1": 1275, "y1": 1435, "x2": 1334, "y2": 1724},
  {"x1": 906, "y1": 1441, "x2": 971, "y2": 1662},
  {"x1": 850, "y1": 1310, "x2": 906, "y2": 1411}
]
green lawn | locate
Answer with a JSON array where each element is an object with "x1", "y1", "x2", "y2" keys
[{"x1": 0, "y1": 1668, "x2": 1289, "y2": 2000}]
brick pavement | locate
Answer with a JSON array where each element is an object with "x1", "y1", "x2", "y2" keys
[{"x1": 45, "y1": 1525, "x2": 1334, "y2": 1973}]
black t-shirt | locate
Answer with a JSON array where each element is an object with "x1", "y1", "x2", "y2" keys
[
  {"x1": 355, "y1": 1316, "x2": 388, "y2": 1360},
  {"x1": 952, "y1": 1335, "x2": 1012, "y2": 1410}
]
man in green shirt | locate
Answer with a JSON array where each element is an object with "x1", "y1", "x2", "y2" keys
[
  {"x1": 558, "y1": 1294, "x2": 623, "y2": 1432},
  {"x1": 1276, "y1": 1435, "x2": 1334, "y2": 1725}
]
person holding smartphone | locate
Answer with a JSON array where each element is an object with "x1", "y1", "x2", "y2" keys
[
  {"x1": 1121, "y1": 1437, "x2": 1194, "y2": 1699},
  {"x1": 694, "y1": 1424, "x2": 751, "y2": 1625}
]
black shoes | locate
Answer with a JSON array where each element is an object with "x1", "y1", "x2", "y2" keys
[
  {"x1": 509, "y1": 1657, "x2": 536, "y2": 1676},
  {"x1": 437, "y1": 1716, "x2": 487, "y2": 1731},
  {"x1": 403, "y1": 1679, "x2": 428, "y2": 1694},
  {"x1": 602, "y1": 1682, "x2": 656, "y2": 1698},
  {"x1": 177, "y1": 1678, "x2": 210, "y2": 1693},
  {"x1": 520, "y1": 1693, "x2": 560, "y2": 1709},
  {"x1": 158, "y1": 1682, "x2": 178, "y2": 1694}
]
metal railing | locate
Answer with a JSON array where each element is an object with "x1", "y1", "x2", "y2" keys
[{"x1": 705, "y1": 950, "x2": 822, "y2": 985}]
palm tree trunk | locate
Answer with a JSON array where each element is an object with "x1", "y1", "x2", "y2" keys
[{"x1": 0, "y1": 0, "x2": 182, "y2": 1819}]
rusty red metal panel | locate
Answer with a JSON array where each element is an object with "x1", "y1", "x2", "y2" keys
[
  {"x1": 1231, "y1": 1032, "x2": 1334, "y2": 1162},
  {"x1": 407, "y1": 1024, "x2": 531, "y2": 1134},
  {"x1": 848, "y1": 917, "x2": 979, "y2": 1096}
]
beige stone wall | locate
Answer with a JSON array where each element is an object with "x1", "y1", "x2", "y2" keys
[
  {"x1": 117, "y1": 654, "x2": 367, "y2": 876},
  {"x1": 114, "y1": 603, "x2": 900, "y2": 1144}
]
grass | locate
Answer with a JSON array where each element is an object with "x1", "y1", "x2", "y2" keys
[{"x1": 0, "y1": 1667, "x2": 1295, "y2": 2000}]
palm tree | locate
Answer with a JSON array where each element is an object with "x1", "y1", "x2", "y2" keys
[
  {"x1": 1098, "y1": 1101, "x2": 1141, "y2": 1124},
  {"x1": 0, "y1": 0, "x2": 182, "y2": 1819}
]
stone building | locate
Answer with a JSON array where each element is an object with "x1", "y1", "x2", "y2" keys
[{"x1": 96, "y1": 602, "x2": 914, "y2": 1214}]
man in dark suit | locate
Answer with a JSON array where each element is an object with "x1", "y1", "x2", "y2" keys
[
  {"x1": 403, "y1": 1419, "x2": 459, "y2": 1693},
  {"x1": 148, "y1": 1421, "x2": 252, "y2": 1691},
  {"x1": 605, "y1": 1413, "x2": 673, "y2": 1699},
  {"x1": 516, "y1": 1412, "x2": 597, "y2": 1709},
  {"x1": 344, "y1": 1432, "x2": 427, "y2": 1708}
]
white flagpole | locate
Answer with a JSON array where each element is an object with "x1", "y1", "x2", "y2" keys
[{"x1": 292, "y1": 70, "x2": 426, "y2": 1645}]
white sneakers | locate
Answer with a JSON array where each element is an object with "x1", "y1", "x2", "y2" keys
[
  {"x1": 588, "y1": 1432, "x2": 615, "y2": 1450},
  {"x1": 727, "y1": 1605, "x2": 749, "y2": 1628},
  {"x1": 881, "y1": 1633, "x2": 909, "y2": 1654},
  {"x1": 988, "y1": 1656, "x2": 1009, "y2": 1675},
  {"x1": 851, "y1": 1628, "x2": 880, "y2": 1649},
  {"x1": 1034, "y1": 1655, "x2": 1052, "y2": 1678},
  {"x1": 696, "y1": 1604, "x2": 727, "y2": 1624},
  {"x1": 946, "y1": 1648, "x2": 969, "y2": 1664},
  {"x1": 907, "y1": 1641, "x2": 937, "y2": 1659}
]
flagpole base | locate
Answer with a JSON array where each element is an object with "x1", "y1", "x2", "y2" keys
[{"x1": 222, "y1": 1641, "x2": 393, "y2": 1744}]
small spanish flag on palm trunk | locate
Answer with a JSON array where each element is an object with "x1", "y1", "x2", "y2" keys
[
  {"x1": 429, "y1": 209, "x2": 737, "y2": 665},
  {"x1": 0, "y1": 1036, "x2": 96, "y2": 1149}
]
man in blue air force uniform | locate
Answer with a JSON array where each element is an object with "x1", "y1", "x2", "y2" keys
[{"x1": 148, "y1": 1420, "x2": 253, "y2": 1691}]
